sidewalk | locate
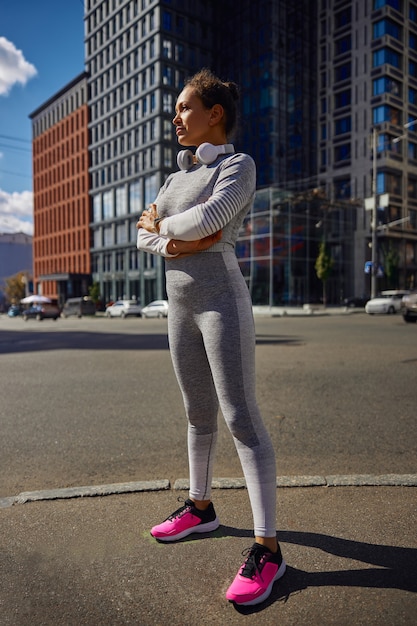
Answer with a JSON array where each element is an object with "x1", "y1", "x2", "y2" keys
[
  {"x1": 252, "y1": 304, "x2": 363, "y2": 317},
  {"x1": 1, "y1": 480, "x2": 416, "y2": 625}
]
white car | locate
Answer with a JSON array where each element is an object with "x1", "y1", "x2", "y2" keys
[
  {"x1": 141, "y1": 300, "x2": 169, "y2": 318},
  {"x1": 365, "y1": 290, "x2": 409, "y2": 315},
  {"x1": 106, "y1": 299, "x2": 142, "y2": 318}
]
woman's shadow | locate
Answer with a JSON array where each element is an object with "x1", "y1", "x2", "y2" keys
[{"x1": 214, "y1": 526, "x2": 417, "y2": 615}]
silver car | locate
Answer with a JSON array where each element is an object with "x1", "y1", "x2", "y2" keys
[
  {"x1": 141, "y1": 300, "x2": 169, "y2": 318},
  {"x1": 365, "y1": 290, "x2": 409, "y2": 315},
  {"x1": 105, "y1": 300, "x2": 142, "y2": 318}
]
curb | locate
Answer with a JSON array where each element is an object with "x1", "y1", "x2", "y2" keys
[{"x1": 1, "y1": 474, "x2": 416, "y2": 509}]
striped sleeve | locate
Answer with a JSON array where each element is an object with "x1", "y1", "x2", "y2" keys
[
  {"x1": 136, "y1": 228, "x2": 178, "y2": 257},
  {"x1": 158, "y1": 154, "x2": 255, "y2": 241}
]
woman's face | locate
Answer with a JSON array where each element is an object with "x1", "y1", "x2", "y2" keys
[{"x1": 173, "y1": 86, "x2": 213, "y2": 147}]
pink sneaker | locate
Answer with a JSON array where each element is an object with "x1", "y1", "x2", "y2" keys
[
  {"x1": 150, "y1": 498, "x2": 219, "y2": 542},
  {"x1": 226, "y1": 542, "x2": 286, "y2": 606}
]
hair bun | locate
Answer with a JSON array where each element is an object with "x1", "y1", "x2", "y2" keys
[{"x1": 224, "y1": 81, "x2": 239, "y2": 102}]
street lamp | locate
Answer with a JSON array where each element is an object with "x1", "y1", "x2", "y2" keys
[
  {"x1": 392, "y1": 118, "x2": 417, "y2": 145},
  {"x1": 368, "y1": 128, "x2": 388, "y2": 298},
  {"x1": 368, "y1": 120, "x2": 417, "y2": 298},
  {"x1": 371, "y1": 127, "x2": 378, "y2": 299}
]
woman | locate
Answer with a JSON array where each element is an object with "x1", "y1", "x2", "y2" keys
[{"x1": 137, "y1": 69, "x2": 286, "y2": 606}]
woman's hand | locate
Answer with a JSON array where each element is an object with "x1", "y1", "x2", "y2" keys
[
  {"x1": 137, "y1": 203, "x2": 222, "y2": 256},
  {"x1": 137, "y1": 204, "x2": 158, "y2": 232},
  {"x1": 166, "y1": 230, "x2": 222, "y2": 257}
]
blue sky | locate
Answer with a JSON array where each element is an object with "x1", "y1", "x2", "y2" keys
[{"x1": 0, "y1": 0, "x2": 85, "y2": 234}]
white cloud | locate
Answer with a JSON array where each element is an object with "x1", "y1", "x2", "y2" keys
[
  {"x1": 0, "y1": 37, "x2": 37, "y2": 96},
  {"x1": 0, "y1": 188, "x2": 33, "y2": 235}
]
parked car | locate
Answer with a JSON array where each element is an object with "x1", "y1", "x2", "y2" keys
[
  {"x1": 343, "y1": 296, "x2": 368, "y2": 309},
  {"x1": 365, "y1": 290, "x2": 409, "y2": 315},
  {"x1": 22, "y1": 304, "x2": 60, "y2": 321},
  {"x1": 105, "y1": 299, "x2": 142, "y2": 318},
  {"x1": 7, "y1": 304, "x2": 22, "y2": 317},
  {"x1": 141, "y1": 300, "x2": 169, "y2": 318},
  {"x1": 401, "y1": 291, "x2": 417, "y2": 323},
  {"x1": 62, "y1": 297, "x2": 96, "y2": 318}
]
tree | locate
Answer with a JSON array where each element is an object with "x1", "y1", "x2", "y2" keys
[
  {"x1": 88, "y1": 281, "x2": 101, "y2": 304},
  {"x1": 382, "y1": 243, "x2": 399, "y2": 288},
  {"x1": 4, "y1": 272, "x2": 28, "y2": 304},
  {"x1": 315, "y1": 241, "x2": 333, "y2": 307}
]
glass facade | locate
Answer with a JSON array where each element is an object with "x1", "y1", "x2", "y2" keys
[
  {"x1": 81, "y1": 0, "x2": 417, "y2": 305},
  {"x1": 237, "y1": 188, "x2": 356, "y2": 306}
]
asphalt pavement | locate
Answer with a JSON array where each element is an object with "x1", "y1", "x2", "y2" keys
[
  {"x1": 1, "y1": 481, "x2": 416, "y2": 625},
  {"x1": 1, "y1": 306, "x2": 416, "y2": 625}
]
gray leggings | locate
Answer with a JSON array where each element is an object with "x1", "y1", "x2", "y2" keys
[{"x1": 166, "y1": 251, "x2": 277, "y2": 537}]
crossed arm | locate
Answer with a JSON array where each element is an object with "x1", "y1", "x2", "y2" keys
[{"x1": 137, "y1": 204, "x2": 222, "y2": 258}]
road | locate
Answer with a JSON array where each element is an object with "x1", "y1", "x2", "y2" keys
[{"x1": 0, "y1": 312, "x2": 416, "y2": 499}]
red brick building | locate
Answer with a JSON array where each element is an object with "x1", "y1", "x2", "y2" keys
[{"x1": 29, "y1": 72, "x2": 91, "y2": 304}]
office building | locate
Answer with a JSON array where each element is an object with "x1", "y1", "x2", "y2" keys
[
  {"x1": 32, "y1": 0, "x2": 417, "y2": 308},
  {"x1": 85, "y1": 0, "x2": 218, "y2": 305},
  {"x1": 317, "y1": 0, "x2": 417, "y2": 296},
  {"x1": 29, "y1": 72, "x2": 91, "y2": 304},
  {"x1": 84, "y1": 0, "x2": 324, "y2": 305}
]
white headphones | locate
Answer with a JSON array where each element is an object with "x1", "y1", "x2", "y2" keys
[{"x1": 177, "y1": 143, "x2": 235, "y2": 170}]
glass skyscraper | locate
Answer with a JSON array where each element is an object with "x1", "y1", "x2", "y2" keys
[{"x1": 79, "y1": 0, "x2": 417, "y2": 304}]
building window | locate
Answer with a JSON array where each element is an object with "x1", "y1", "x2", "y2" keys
[
  {"x1": 163, "y1": 65, "x2": 173, "y2": 85},
  {"x1": 162, "y1": 11, "x2": 172, "y2": 30},
  {"x1": 164, "y1": 147, "x2": 173, "y2": 167},
  {"x1": 373, "y1": 105, "x2": 402, "y2": 125},
  {"x1": 93, "y1": 194, "x2": 102, "y2": 222},
  {"x1": 335, "y1": 7, "x2": 351, "y2": 28},
  {"x1": 103, "y1": 226, "x2": 113, "y2": 246},
  {"x1": 411, "y1": 3, "x2": 417, "y2": 22},
  {"x1": 377, "y1": 171, "x2": 401, "y2": 195},
  {"x1": 335, "y1": 35, "x2": 351, "y2": 55},
  {"x1": 144, "y1": 174, "x2": 158, "y2": 206},
  {"x1": 408, "y1": 177, "x2": 417, "y2": 198},
  {"x1": 163, "y1": 92, "x2": 173, "y2": 113},
  {"x1": 409, "y1": 87, "x2": 417, "y2": 105},
  {"x1": 163, "y1": 39, "x2": 172, "y2": 58},
  {"x1": 129, "y1": 181, "x2": 141, "y2": 214},
  {"x1": 334, "y1": 179, "x2": 351, "y2": 199},
  {"x1": 115, "y1": 186, "x2": 127, "y2": 216},
  {"x1": 335, "y1": 116, "x2": 351, "y2": 135},
  {"x1": 372, "y1": 47, "x2": 401, "y2": 69},
  {"x1": 116, "y1": 223, "x2": 127, "y2": 244},
  {"x1": 408, "y1": 142, "x2": 417, "y2": 159},
  {"x1": 377, "y1": 133, "x2": 399, "y2": 152},
  {"x1": 373, "y1": 0, "x2": 401, "y2": 9},
  {"x1": 164, "y1": 119, "x2": 173, "y2": 139},
  {"x1": 175, "y1": 43, "x2": 184, "y2": 62},
  {"x1": 373, "y1": 76, "x2": 401, "y2": 97},
  {"x1": 335, "y1": 89, "x2": 351, "y2": 108},
  {"x1": 93, "y1": 229, "x2": 102, "y2": 248},
  {"x1": 334, "y1": 143, "x2": 351, "y2": 162},
  {"x1": 334, "y1": 62, "x2": 351, "y2": 82},
  {"x1": 103, "y1": 190, "x2": 113, "y2": 219},
  {"x1": 373, "y1": 18, "x2": 402, "y2": 40}
]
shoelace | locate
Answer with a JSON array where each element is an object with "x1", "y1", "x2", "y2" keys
[
  {"x1": 240, "y1": 546, "x2": 269, "y2": 580},
  {"x1": 167, "y1": 498, "x2": 191, "y2": 521}
]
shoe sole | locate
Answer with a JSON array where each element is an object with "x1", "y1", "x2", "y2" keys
[
  {"x1": 151, "y1": 517, "x2": 220, "y2": 542},
  {"x1": 229, "y1": 559, "x2": 287, "y2": 606}
]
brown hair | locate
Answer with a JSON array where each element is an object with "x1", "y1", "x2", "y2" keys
[{"x1": 185, "y1": 68, "x2": 239, "y2": 138}]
